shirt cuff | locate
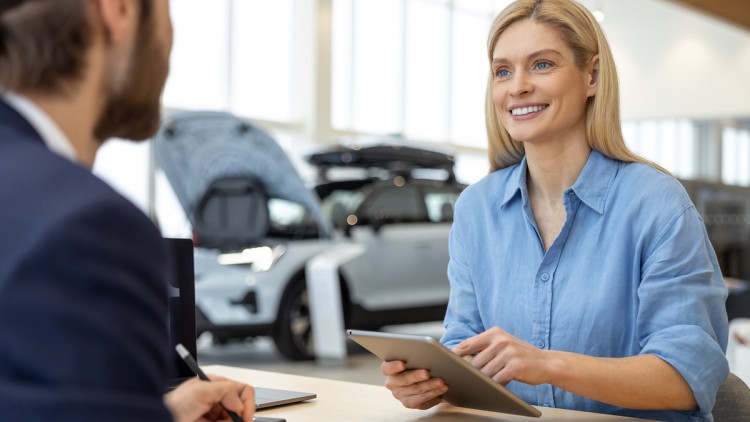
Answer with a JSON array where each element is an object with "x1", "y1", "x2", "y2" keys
[{"x1": 640, "y1": 324, "x2": 729, "y2": 417}]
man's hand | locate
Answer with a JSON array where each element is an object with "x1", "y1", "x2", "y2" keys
[
  {"x1": 381, "y1": 360, "x2": 448, "y2": 410},
  {"x1": 165, "y1": 375, "x2": 255, "y2": 422}
]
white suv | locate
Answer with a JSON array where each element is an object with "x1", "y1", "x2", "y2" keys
[{"x1": 155, "y1": 112, "x2": 465, "y2": 360}]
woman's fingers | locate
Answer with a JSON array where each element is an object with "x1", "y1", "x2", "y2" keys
[
  {"x1": 380, "y1": 360, "x2": 406, "y2": 376},
  {"x1": 384, "y1": 369, "x2": 430, "y2": 389},
  {"x1": 381, "y1": 360, "x2": 447, "y2": 410},
  {"x1": 393, "y1": 379, "x2": 448, "y2": 409}
]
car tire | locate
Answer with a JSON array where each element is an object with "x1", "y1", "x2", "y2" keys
[{"x1": 274, "y1": 279, "x2": 315, "y2": 360}]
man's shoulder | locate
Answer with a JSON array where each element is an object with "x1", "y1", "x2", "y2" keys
[
  {"x1": 0, "y1": 120, "x2": 130, "y2": 202},
  {"x1": 1, "y1": 143, "x2": 135, "y2": 215},
  {"x1": 0, "y1": 131, "x2": 159, "y2": 262}
]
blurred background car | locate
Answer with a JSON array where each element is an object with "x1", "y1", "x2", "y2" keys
[{"x1": 155, "y1": 112, "x2": 465, "y2": 360}]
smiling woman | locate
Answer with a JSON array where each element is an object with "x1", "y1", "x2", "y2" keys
[{"x1": 379, "y1": 1, "x2": 730, "y2": 421}]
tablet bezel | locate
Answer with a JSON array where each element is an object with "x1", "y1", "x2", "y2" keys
[{"x1": 347, "y1": 329, "x2": 542, "y2": 417}]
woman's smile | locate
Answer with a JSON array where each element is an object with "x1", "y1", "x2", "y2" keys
[{"x1": 509, "y1": 103, "x2": 549, "y2": 120}]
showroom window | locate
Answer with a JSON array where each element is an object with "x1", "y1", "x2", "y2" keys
[
  {"x1": 163, "y1": 0, "x2": 296, "y2": 123},
  {"x1": 621, "y1": 119, "x2": 696, "y2": 180},
  {"x1": 331, "y1": 0, "x2": 513, "y2": 148},
  {"x1": 722, "y1": 126, "x2": 750, "y2": 186}
]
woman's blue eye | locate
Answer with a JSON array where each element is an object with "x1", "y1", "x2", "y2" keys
[
  {"x1": 535, "y1": 61, "x2": 552, "y2": 70},
  {"x1": 497, "y1": 69, "x2": 510, "y2": 78}
]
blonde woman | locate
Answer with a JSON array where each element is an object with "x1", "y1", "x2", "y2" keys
[{"x1": 381, "y1": 1, "x2": 728, "y2": 420}]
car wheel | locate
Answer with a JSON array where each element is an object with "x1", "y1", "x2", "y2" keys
[{"x1": 274, "y1": 280, "x2": 315, "y2": 360}]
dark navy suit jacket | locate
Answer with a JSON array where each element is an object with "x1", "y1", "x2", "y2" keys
[{"x1": 0, "y1": 100, "x2": 173, "y2": 420}]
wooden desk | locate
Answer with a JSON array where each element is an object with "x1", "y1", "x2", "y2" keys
[{"x1": 203, "y1": 365, "x2": 655, "y2": 421}]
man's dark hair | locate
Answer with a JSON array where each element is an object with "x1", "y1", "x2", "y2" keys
[{"x1": 0, "y1": 0, "x2": 151, "y2": 93}]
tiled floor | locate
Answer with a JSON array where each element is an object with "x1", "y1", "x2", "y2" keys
[{"x1": 197, "y1": 321, "x2": 445, "y2": 386}]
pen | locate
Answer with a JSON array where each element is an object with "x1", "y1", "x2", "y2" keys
[{"x1": 176, "y1": 343, "x2": 244, "y2": 422}]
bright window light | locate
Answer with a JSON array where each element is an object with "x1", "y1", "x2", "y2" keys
[
  {"x1": 163, "y1": 0, "x2": 296, "y2": 123},
  {"x1": 351, "y1": 0, "x2": 404, "y2": 134},
  {"x1": 403, "y1": 0, "x2": 450, "y2": 141},
  {"x1": 230, "y1": 0, "x2": 295, "y2": 122},
  {"x1": 163, "y1": 0, "x2": 230, "y2": 111},
  {"x1": 332, "y1": 0, "x2": 500, "y2": 146},
  {"x1": 451, "y1": 9, "x2": 492, "y2": 148}
]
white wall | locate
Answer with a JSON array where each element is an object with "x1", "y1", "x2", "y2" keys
[{"x1": 594, "y1": 0, "x2": 750, "y2": 120}]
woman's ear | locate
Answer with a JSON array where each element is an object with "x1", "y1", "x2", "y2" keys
[{"x1": 586, "y1": 54, "x2": 600, "y2": 98}]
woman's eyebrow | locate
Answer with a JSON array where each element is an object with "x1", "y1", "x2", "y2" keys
[{"x1": 492, "y1": 49, "x2": 564, "y2": 65}]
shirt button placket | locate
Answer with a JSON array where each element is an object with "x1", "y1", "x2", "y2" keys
[{"x1": 535, "y1": 266, "x2": 554, "y2": 408}]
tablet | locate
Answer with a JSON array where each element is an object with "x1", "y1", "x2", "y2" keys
[{"x1": 347, "y1": 329, "x2": 541, "y2": 417}]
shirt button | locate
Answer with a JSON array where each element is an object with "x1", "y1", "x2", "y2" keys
[
  {"x1": 537, "y1": 340, "x2": 545, "y2": 348},
  {"x1": 540, "y1": 273, "x2": 550, "y2": 282}
]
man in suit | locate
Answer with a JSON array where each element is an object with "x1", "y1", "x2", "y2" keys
[{"x1": 0, "y1": 1, "x2": 255, "y2": 420}]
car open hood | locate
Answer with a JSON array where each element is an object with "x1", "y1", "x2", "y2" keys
[{"x1": 153, "y1": 111, "x2": 331, "y2": 239}]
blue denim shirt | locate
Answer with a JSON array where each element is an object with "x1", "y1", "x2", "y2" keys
[{"x1": 441, "y1": 150, "x2": 728, "y2": 421}]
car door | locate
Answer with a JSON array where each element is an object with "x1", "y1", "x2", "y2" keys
[
  {"x1": 344, "y1": 180, "x2": 445, "y2": 310},
  {"x1": 415, "y1": 182, "x2": 463, "y2": 299}
]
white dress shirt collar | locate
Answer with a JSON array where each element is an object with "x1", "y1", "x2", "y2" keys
[{"x1": 2, "y1": 91, "x2": 78, "y2": 163}]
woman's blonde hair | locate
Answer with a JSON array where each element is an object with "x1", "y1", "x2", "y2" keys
[{"x1": 485, "y1": 0, "x2": 667, "y2": 173}]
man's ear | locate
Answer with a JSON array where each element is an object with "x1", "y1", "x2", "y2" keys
[
  {"x1": 95, "y1": 0, "x2": 137, "y2": 44},
  {"x1": 586, "y1": 54, "x2": 600, "y2": 98}
]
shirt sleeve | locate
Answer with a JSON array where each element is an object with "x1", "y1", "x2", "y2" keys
[
  {"x1": 441, "y1": 195, "x2": 484, "y2": 349},
  {"x1": 638, "y1": 204, "x2": 729, "y2": 418}
]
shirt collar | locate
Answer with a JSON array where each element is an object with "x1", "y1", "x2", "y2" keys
[
  {"x1": 2, "y1": 91, "x2": 78, "y2": 163},
  {"x1": 568, "y1": 150, "x2": 616, "y2": 214},
  {"x1": 501, "y1": 156, "x2": 527, "y2": 207},
  {"x1": 499, "y1": 150, "x2": 617, "y2": 215}
]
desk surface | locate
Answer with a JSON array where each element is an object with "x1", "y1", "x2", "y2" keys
[{"x1": 203, "y1": 365, "x2": 655, "y2": 421}]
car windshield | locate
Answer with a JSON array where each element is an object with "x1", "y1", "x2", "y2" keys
[
  {"x1": 267, "y1": 198, "x2": 320, "y2": 240},
  {"x1": 320, "y1": 189, "x2": 367, "y2": 220}
]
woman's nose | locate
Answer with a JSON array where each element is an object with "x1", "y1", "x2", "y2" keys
[{"x1": 509, "y1": 72, "x2": 533, "y2": 97}]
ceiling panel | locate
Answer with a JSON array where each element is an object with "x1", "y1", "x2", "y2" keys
[{"x1": 668, "y1": 0, "x2": 750, "y2": 31}]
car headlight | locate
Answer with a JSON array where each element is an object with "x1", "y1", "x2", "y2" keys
[{"x1": 216, "y1": 244, "x2": 287, "y2": 272}]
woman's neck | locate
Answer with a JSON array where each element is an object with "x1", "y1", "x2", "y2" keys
[{"x1": 525, "y1": 137, "x2": 591, "y2": 207}]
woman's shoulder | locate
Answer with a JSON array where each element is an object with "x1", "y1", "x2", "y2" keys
[
  {"x1": 456, "y1": 163, "x2": 521, "y2": 209},
  {"x1": 614, "y1": 160, "x2": 694, "y2": 213}
]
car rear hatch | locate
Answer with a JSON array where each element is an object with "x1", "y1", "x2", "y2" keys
[{"x1": 153, "y1": 111, "x2": 331, "y2": 248}]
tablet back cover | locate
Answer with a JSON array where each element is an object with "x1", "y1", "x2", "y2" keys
[{"x1": 348, "y1": 330, "x2": 541, "y2": 417}]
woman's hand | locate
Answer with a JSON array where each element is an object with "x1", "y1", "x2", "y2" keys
[
  {"x1": 165, "y1": 375, "x2": 255, "y2": 422},
  {"x1": 381, "y1": 360, "x2": 448, "y2": 410},
  {"x1": 452, "y1": 327, "x2": 551, "y2": 386}
]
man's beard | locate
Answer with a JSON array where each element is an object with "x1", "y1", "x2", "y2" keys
[{"x1": 93, "y1": 16, "x2": 169, "y2": 142}]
